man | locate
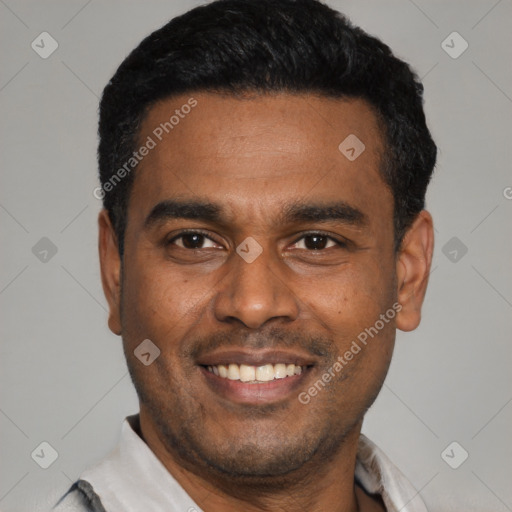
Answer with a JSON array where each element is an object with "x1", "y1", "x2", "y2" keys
[{"x1": 55, "y1": 0, "x2": 436, "y2": 510}]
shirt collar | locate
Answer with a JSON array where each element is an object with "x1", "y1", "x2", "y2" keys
[
  {"x1": 80, "y1": 415, "x2": 427, "y2": 512},
  {"x1": 355, "y1": 434, "x2": 428, "y2": 512},
  {"x1": 81, "y1": 415, "x2": 200, "y2": 512}
]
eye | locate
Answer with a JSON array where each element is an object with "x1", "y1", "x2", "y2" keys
[
  {"x1": 291, "y1": 233, "x2": 344, "y2": 251},
  {"x1": 167, "y1": 231, "x2": 222, "y2": 250}
]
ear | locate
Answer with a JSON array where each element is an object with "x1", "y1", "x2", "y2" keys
[
  {"x1": 395, "y1": 210, "x2": 434, "y2": 332},
  {"x1": 98, "y1": 209, "x2": 122, "y2": 335}
]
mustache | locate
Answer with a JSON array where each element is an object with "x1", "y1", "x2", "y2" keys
[{"x1": 185, "y1": 326, "x2": 335, "y2": 361}]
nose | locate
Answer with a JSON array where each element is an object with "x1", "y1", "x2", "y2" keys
[{"x1": 212, "y1": 247, "x2": 300, "y2": 329}]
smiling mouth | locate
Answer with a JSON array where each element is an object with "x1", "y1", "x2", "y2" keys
[
  {"x1": 205, "y1": 363, "x2": 304, "y2": 383},
  {"x1": 197, "y1": 349, "x2": 316, "y2": 403}
]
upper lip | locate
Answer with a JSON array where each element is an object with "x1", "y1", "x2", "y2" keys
[{"x1": 196, "y1": 349, "x2": 316, "y2": 367}]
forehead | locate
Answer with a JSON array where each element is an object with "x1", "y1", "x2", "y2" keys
[{"x1": 128, "y1": 92, "x2": 392, "y2": 231}]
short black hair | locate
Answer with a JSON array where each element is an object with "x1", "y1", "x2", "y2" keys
[{"x1": 98, "y1": 0, "x2": 436, "y2": 255}]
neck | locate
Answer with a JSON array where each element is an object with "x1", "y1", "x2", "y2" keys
[{"x1": 138, "y1": 413, "x2": 379, "y2": 512}]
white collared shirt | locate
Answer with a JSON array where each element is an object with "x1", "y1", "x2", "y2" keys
[{"x1": 53, "y1": 415, "x2": 428, "y2": 512}]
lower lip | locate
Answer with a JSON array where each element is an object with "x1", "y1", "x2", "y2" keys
[{"x1": 200, "y1": 366, "x2": 311, "y2": 404}]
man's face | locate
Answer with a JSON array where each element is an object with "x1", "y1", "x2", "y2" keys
[{"x1": 109, "y1": 93, "x2": 401, "y2": 479}]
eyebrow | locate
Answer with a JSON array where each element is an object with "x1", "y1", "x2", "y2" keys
[
  {"x1": 280, "y1": 202, "x2": 367, "y2": 226},
  {"x1": 144, "y1": 200, "x2": 222, "y2": 228},
  {"x1": 143, "y1": 199, "x2": 367, "y2": 229}
]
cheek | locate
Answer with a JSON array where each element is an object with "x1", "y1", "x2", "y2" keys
[
  {"x1": 120, "y1": 257, "x2": 206, "y2": 349},
  {"x1": 337, "y1": 264, "x2": 397, "y2": 374},
  {"x1": 309, "y1": 258, "x2": 395, "y2": 338},
  {"x1": 307, "y1": 257, "x2": 397, "y2": 391}
]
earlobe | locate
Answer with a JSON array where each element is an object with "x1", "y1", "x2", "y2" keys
[
  {"x1": 98, "y1": 210, "x2": 122, "y2": 336},
  {"x1": 395, "y1": 210, "x2": 434, "y2": 332}
]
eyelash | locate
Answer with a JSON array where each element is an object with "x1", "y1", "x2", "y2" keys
[
  {"x1": 166, "y1": 230, "x2": 348, "y2": 250},
  {"x1": 166, "y1": 229, "x2": 219, "y2": 247}
]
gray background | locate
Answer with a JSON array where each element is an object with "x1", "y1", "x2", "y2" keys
[{"x1": 1, "y1": 0, "x2": 511, "y2": 511}]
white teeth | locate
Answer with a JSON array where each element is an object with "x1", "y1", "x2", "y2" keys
[
  {"x1": 274, "y1": 363, "x2": 287, "y2": 379},
  {"x1": 286, "y1": 364, "x2": 295, "y2": 377},
  {"x1": 206, "y1": 363, "x2": 305, "y2": 382},
  {"x1": 239, "y1": 364, "x2": 256, "y2": 382},
  {"x1": 227, "y1": 363, "x2": 240, "y2": 380},
  {"x1": 256, "y1": 364, "x2": 274, "y2": 382}
]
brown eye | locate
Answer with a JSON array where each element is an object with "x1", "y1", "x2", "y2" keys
[
  {"x1": 292, "y1": 234, "x2": 340, "y2": 251},
  {"x1": 305, "y1": 235, "x2": 329, "y2": 250},
  {"x1": 168, "y1": 231, "x2": 220, "y2": 250}
]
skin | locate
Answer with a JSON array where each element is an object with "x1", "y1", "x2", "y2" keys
[{"x1": 99, "y1": 92, "x2": 433, "y2": 512}]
